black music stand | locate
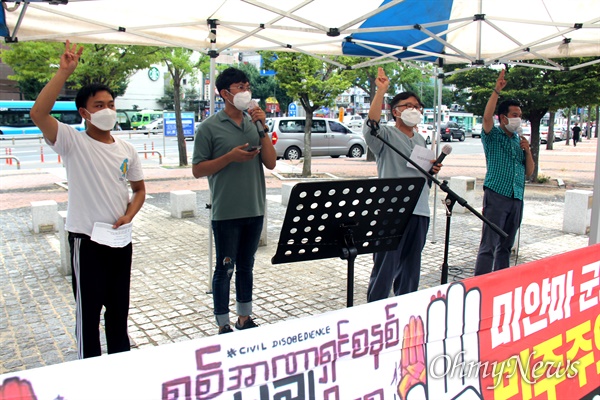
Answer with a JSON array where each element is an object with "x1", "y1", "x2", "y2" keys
[{"x1": 271, "y1": 177, "x2": 425, "y2": 307}]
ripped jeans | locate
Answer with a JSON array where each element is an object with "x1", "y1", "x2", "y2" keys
[{"x1": 211, "y1": 216, "x2": 264, "y2": 326}]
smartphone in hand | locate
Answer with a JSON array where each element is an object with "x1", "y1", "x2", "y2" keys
[{"x1": 246, "y1": 145, "x2": 262, "y2": 152}]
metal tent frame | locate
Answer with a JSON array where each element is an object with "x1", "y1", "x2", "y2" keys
[{"x1": 3, "y1": 0, "x2": 599, "y2": 251}]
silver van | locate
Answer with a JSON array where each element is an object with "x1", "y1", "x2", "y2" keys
[{"x1": 266, "y1": 117, "x2": 366, "y2": 160}]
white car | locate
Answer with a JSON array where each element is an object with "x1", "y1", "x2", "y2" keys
[
  {"x1": 540, "y1": 126, "x2": 563, "y2": 143},
  {"x1": 471, "y1": 123, "x2": 483, "y2": 138},
  {"x1": 384, "y1": 121, "x2": 432, "y2": 144},
  {"x1": 554, "y1": 126, "x2": 566, "y2": 140},
  {"x1": 343, "y1": 115, "x2": 364, "y2": 129},
  {"x1": 141, "y1": 118, "x2": 163, "y2": 134},
  {"x1": 415, "y1": 124, "x2": 433, "y2": 144}
]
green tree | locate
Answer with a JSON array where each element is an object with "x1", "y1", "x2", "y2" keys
[
  {"x1": 1, "y1": 42, "x2": 161, "y2": 98},
  {"x1": 507, "y1": 60, "x2": 599, "y2": 173},
  {"x1": 237, "y1": 62, "x2": 269, "y2": 108},
  {"x1": 0, "y1": 42, "x2": 67, "y2": 99},
  {"x1": 342, "y1": 58, "x2": 433, "y2": 160},
  {"x1": 262, "y1": 52, "x2": 353, "y2": 176},
  {"x1": 445, "y1": 59, "x2": 600, "y2": 181},
  {"x1": 540, "y1": 58, "x2": 600, "y2": 144},
  {"x1": 344, "y1": 58, "x2": 428, "y2": 107},
  {"x1": 158, "y1": 48, "x2": 209, "y2": 167},
  {"x1": 15, "y1": 78, "x2": 46, "y2": 100},
  {"x1": 444, "y1": 66, "x2": 501, "y2": 117},
  {"x1": 404, "y1": 80, "x2": 455, "y2": 109},
  {"x1": 237, "y1": 62, "x2": 293, "y2": 115},
  {"x1": 157, "y1": 84, "x2": 202, "y2": 113}
]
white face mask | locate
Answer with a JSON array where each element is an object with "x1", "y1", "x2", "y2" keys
[
  {"x1": 400, "y1": 108, "x2": 422, "y2": 127},
  {"x1": 230, "y1": 90, "x2": 252, "y2": 111},
  {"x1": 86, "y1": 108, "x2": 117, "y2": 131},
  {"x1": 505, "y1": 117, "x2": 521, "y2": 132}
]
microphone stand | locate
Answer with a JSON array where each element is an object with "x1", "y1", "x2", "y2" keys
[{"x1": 366, "y1": 120, "x2": 508, "y2": 284}]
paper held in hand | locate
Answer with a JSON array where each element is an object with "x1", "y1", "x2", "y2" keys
[
  {"x1": 407, "y1": 146, "x2": 435, "y2": 172},
  {"x1": 91, "y1": 222, "x2": 133, "y2": 248}
]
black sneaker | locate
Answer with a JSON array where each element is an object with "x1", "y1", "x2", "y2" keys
[
  {"x1": 235, "y1": 317, "x2": 258, "y2": 330},
  {"x1": 218, "y1": 324, "x2": 233, "y2": 334}
]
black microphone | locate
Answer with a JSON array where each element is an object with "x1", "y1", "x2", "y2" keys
[
  {"x1": 249, "y1": 100, "x2": 266, "y2": 138},
  {"x1": 366, "y1": 119, "x2": 380, "y2": 136},
  {"x1": 429, "y1": 144, "x2": 452, "y2": 174}
]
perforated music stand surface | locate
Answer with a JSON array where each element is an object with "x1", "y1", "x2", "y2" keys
[{"x1": 272, "y1": 177, "x2": 425, "y2": 306}]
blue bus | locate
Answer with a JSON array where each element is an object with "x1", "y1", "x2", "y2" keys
[{"x1": 0, "y1": 100, "x2": 85, "y2": 136}]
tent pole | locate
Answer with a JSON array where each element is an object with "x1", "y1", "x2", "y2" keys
[
  {"x1": 431, "y1": 67, "x2": 439, "y2": 242},
  {"x1": 431, "y1": 67, "x2": 443, "y2": 243},
  {"x1": 206, "y1": 21, "x2": 218, "y2": 294},
  {"x1": 476, "y1": 0, "x2": 482, "y2": 60},
  {"x1": 589, "y1": 132, "x2": 600, "y2": 245}
]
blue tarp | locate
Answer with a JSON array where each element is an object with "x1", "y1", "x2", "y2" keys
[
  {"x1": 0, "y1": 6, "x2": 9, "y2": 38},
  {"x1": 342, "y1": 0, "x2": 453, "y2": 62}
]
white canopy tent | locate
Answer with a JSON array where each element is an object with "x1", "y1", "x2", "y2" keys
[
  {"x1": 2, "y1": 0, "x2": 599, "y2": 66},
  {"x1": 3, "y1": 0, "x2": 599, "y2": 245}
]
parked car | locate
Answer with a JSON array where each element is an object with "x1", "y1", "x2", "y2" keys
[
  {"x1": 540, "y1": 126, "x2": 548, "y2": 144},
  {"x1": 553, "y1": 126, "x2": 566, "y2": 141},
  {"x1": 265, "y1": 117, "x2": 366, "y2": 160},
  {"x1": 540, "y1": 126, "x2": 564, "y2": 143},
  {"x1": 141, "y1": 118, "x2": 163, "y2": 134},
  {"x1": 471, "y1": 123, "x2": 483, "y2": 138},
  {"x1": 415, "y1": 124, "x2": 433, "y2": 144},
  {"x1": 518, "y1": 126, "x2": 545, "y2": 145},
  {"x1": 440, "y1": 121, "x2": 465, "y2": 141},
  {"x1": 343, "y1": 115, "x2": 364, "y2": 130}
]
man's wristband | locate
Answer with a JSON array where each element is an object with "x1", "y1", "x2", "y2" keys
[{"x1": 493, "y1": 88, "x2": 501, "y2": 96}]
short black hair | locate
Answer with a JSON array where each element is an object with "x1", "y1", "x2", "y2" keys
[
  {"x1": 216, "y1": 67, "x2": 249, "y2": 94},
  {"x1": 497, "y1": 99, "x2": 521, "y2": 117},
  {"x1": 75, "y1": 83, "x2": 115, "y2": 110},
  {"x1": 389, "y1": 91, "x2": 424, "y2": 122}
]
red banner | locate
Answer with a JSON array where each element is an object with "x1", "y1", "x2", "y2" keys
[
  {"x1": 470, "y1": 244, "x2": 600, "y2": 400},
  {"x1": 2, "y1": 245, "x2": 599, "y2": 399}
]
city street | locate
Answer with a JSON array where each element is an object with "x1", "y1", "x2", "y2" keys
[
  {"x1": 1, "y1": 129, "x2": 513, "y2": 172},
  {"x1": 2, "y1": 131, "x2": 597, "y2": 183},
  {"x1": 0, "y1": 132, "x2": 190, "y2": 170}
]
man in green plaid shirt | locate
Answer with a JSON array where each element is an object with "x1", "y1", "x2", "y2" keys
[{"x1": 474, "y1": 69, "x2": 535, "y2": 276}]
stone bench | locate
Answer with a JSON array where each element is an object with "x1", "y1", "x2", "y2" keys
[
  {"x1": 58, "y1": 211, "x2": 71, "y2": 276},
  {"x1": 31, "y1": 200, "x2": 58, "y2": 233},
  {"x1": 563, "y1": 189, "x2": 593, "y2": 235},
  {"x1": 448, "y1": 176, "x2": 476, "y2": 214},
  {"x1": 281, "y1": 182, "x2": 298, "y2": 207},
  {"x1": 170, "y1": 190, "x2": 197, "y2": 218}
]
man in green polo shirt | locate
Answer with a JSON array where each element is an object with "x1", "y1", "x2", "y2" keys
[
  {"x1": 474, "y1": 69, "x2": 535, "y2": 276},
  {"x1": 192, "y1": 67, "x2": 277, "y2": 334}
]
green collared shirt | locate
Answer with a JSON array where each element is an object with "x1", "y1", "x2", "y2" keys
[
  {"x1": 192, "y1": 110, "x2": 265, "y2": 221},
  {"x1": 481, "y1": 126, "x2": 526, "y2": 200}
]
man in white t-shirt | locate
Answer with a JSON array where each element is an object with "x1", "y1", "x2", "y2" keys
[{"x1": 31, "y1": 41, "x2": 146, "y2": 359}]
